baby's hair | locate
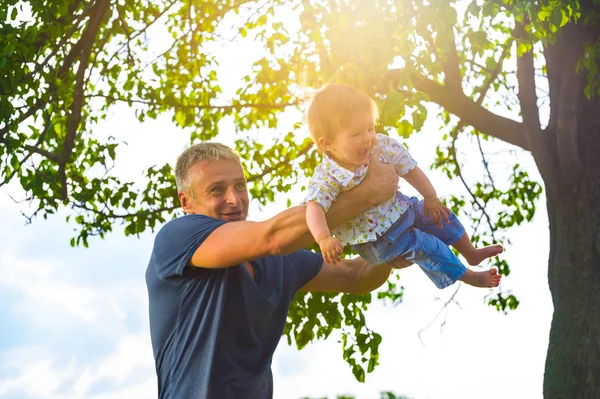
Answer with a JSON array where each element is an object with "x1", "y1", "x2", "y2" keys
[{"x1": 303, "y1": 84, "x2": 379, "y2": 152}]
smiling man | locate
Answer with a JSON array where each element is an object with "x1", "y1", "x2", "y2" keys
[{"x1": 145, "y1": 142, "x2": 410, "y2": 399}]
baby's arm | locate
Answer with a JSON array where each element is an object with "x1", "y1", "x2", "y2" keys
[
  {"x1": 403, "y1": 167, "x2": 451, "y2": 227},
  {"x1": 402, "y1": 166, "x2": 436, "y2": 198},
  {"x1": 306, "y1": 201, "x2": 344, "y2": 264},
  {"x1": 376, "y1": 134, "x2": 451, "y2": 227},
  {"x1": 306, "y1": 201, "x2": 332, "y2": 243}
]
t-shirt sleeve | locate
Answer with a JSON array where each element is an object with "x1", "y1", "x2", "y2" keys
[
  {"x1": 301, "y1": 166, "x2": 340, "y2": 212},
  {"x1": 149, "y1": 214, "x2": 226, "y2": 280},
  {"x1": 376, "y1": 133, "x2": 417, "y2": 176},
  {"x1": 302, "y1": 181, "x2": 338, "y2": 212},
  {"x1": 284, "y1": 249, "x2": 324, "y2": 293}
]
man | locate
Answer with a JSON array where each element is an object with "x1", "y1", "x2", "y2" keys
[{"x1": 146, "y1": 142, "x2": 409, "y2": 398}]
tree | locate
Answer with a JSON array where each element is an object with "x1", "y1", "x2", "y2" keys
[{"x1": 1, "y1": 0, "x2": 598, "y2": 397}]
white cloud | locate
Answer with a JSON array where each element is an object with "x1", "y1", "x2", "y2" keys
[
  {"x1": 0, "y1": 250, "x2": 139, "y2": 328},
  {"x1": 72, "y1": 332, "x2": 155, "y2": 396},
  {"x1": 0, "y1": 215, "x2": 156, "y2": 399},
  {"x1": 0, "y1": 359, "x2": 60, "y2": 397},
  {"x1": 0, "y1": 337, "x2": 156, "y2": 399}
]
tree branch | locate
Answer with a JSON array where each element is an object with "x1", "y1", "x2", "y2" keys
[
  {"x1": 87, "y1": 94, "x2": 297, "y2": 111},
  {"x1": 102, "y1": 0, "x2": 178, "y2": 69},
  {"x1": 117, "y1": 4, "x2": 134, "y2": 65},
  {"x1": 386, "y1": 69, "x2": 530, "y2": 151},
  {"x1": 0, "y1": 0, "x2": 103, "y2": 145},
  {"x1": 442, "y1": 38, "x2": 512, "y2": 244},
  {"x1": 59, "y1": 0, "x2": 111, "y2": 200},
  {"x1": 514, "y1": 18, "x2": 563, "y2": 189},
  {"x1": 0, "y1": 111, "x2": 55, "y2": 189},
  {"x1": 246, "y1": 143, "x2": 312, "y2": 183},
  {"x1": 515, "y1": 21, "x2": 543, "y2": 147},
  {"x1": 474, "y1": 32, "x2": 513, "y2": 103},
  {"x1": 439, "y1": 19, "x2": 461, "y2": 90},
  {"x1": 0, "y1": 99, "x2": 44, "y2": 144},
  {"x1": 418, "y1": 285, "x2": 462, "y2": 346},
  {"x1": 30, "y1": 0, "x2": 85, "y2": 53},
  {"x1": 554, "y1": 23, "x2": 586, "y2": 183},
  {"x1": 24, "y1": 144, "x2": 59, "y2": 161},
  {"x1": 139, "y1": 25, "x2": 193, "y2": 71},
  {"x1": 448, "y1": 67, "x2": 504, "y2": 241},
  {"x1": 22, "y1": 0, "x2": 96, "y2": 82},
  {"x1": 71, "y1": 202, "x2": 178, "y2": 220},
  {"x1": 450, "y1": 131, "x2": 497, "y2": 239}
]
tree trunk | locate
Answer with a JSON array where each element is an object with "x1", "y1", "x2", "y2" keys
[{"x1": 543, "y1": 77, "x2": 600, "y2": 398}]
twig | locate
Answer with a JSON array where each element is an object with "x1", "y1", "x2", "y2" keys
[
  {"x1": 418, "y1": 285, "x2": 462, "y2": 346},
  {"x1": 246, "y1": 143, "x2": 312, "y2": 183},
  {"x1": 71, "y1": 202, "x2": 178, "y2": 219},
  {"x1": 117, "y1": 4, "x2": 134, "y2": 65},
  {"x1": 87, "y1": 94, "x2": 297, "y2": 111},
  {"x1": 20, "y1": 0, "x2": 96, "y2": 82},
  {"x1": 102, "y1": 0, "x2": 178, "y2": 69}
]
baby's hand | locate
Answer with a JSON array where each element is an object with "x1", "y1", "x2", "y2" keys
[
  {"x1": 423, "y1": 196, "x2": 451, "y2": 228},
  {"x1": 319, "y1": 236, "x2": 344, "y2": 265}
]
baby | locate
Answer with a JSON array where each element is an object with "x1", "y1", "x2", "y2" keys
[{"x1": 302, "y1": 84, "x2": 502, "y2": 289}]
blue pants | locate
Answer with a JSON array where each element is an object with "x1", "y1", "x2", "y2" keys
[{"x1": 353, "y1": 193, "x2": 467, "y2": 289}]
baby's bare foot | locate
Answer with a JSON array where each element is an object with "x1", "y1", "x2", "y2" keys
[
  {"x1": 465, "y1": 245, "x2": 503, "y2": 266},
  {"x1": 460, "y1": 268, "x2": 501, "y2": 288}
]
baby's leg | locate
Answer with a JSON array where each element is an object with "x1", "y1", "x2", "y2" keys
[
  {"x1": 460, "y1": 267, "x2": 501, "y2": 288},
  {"x1": 410, "y1": 197, "x2": 502, "y2": 266},
  {"x1": 452, "y1": 232, "x2": 503, "y2": 266},
  {"x1": 407, "y1": 228, "x2": 501, "y2": 289}
]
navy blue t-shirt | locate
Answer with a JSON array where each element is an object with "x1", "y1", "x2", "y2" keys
[{"x1": 146, "y1": 214, "x2": 323, "y2": 399}]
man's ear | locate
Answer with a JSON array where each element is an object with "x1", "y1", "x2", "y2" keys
[
  {"x1": 317, "y1": 136, "x2": 334, "y2": 152},
  {"x1": 178, "y1": 191, "x2": 192, "y2": 212}
]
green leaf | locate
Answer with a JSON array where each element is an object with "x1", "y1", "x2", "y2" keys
[
  {"x1": 175, "y1": 110, "x2": 187, "y2": 126},
  {"x1": 397, "y1": 120, "x2": 413, "y2": 138},
  {"x1": 550, "y1": 8, "x2": 562, "y2": 29}
]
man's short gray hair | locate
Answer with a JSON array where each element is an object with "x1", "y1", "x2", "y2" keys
[{"x1": 175, "y1": 142, "x2": 241, "y2": 195}]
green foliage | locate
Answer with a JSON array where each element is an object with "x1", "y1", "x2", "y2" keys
[
  {"x1": 377, "y1": 272, "x2": 404, "y2": 305},
  {"x1": 284, "y1": 290, "x2": 382, "y2": 382},
  {"x1": 577, "y1": 39, "x2": 600, "y2": 99},
  {"x1": 2, "y1": 0, "x2": 594, "y2": 384}
]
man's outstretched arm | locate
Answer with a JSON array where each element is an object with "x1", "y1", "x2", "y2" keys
[
  {"x1": 189, "y1": 151, "x2": 400, "y2": 268},
  {"x1": 300, "y1": 256, "x2": 411, "y2": 295}
]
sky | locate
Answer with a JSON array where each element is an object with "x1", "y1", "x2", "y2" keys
[
  {"x1": 0, "y1": 109, "x2": 554, "y2": 399},
  {"x1": 0, "y1": 4, "x2": 554, "y2": 399}
]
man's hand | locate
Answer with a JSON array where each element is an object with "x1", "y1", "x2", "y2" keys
[
  {"x1": 387, "y1": 256, "x2": 412, "y2": 269},
  {"x1": 423, "y1": 196, "x2": 451, "y2": 228},
  {"x1": 359, "y1": 149, "x2": 399, "y2": 206},
  {"x1": 300, "y1": 257, "x2": 392, "y2": 295},
  {"x1": 318, "y1": 236, "x2": 344, "y2": 265}
]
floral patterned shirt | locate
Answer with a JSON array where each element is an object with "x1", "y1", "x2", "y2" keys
[{"x1": 303, "y1": 134, "x2": 418, "y2": 245}]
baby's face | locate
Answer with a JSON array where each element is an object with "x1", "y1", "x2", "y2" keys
[{"x1": 328, "y1": 113, "x2": 376, "y2": 171}]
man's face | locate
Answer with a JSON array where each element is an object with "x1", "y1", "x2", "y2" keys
[{"x1": 179, "y1": 159, "x2": 249, "y2": 222}]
